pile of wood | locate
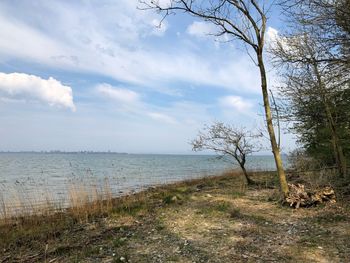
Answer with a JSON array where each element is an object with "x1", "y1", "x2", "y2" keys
[{"x1": 285, "y1": 183, "x2": 336, "y2": 208}]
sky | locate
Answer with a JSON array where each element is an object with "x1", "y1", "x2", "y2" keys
[{"x1": 0, "y1": 0, "x2": 296, "y2": 154}]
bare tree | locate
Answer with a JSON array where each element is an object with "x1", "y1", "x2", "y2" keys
[
  {"x1": 279, "y1": 0, "x2": 350, "y2": 77},
  {"x1": 139, "y1": 0, "x2": 290, "y2": 196},
  {"x1": 271, "y1": 32, "x2": 348, "y2": 177},
  {"x1": 191, "y1": 122, "x2": 262, "y2": 185}
]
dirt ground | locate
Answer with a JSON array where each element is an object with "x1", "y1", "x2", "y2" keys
[{"x1": 1, "y1": 173, "x2": 349, "y2": 262}]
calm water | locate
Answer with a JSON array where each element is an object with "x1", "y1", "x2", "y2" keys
[{"x1": 0, "y1": 153, "x2": 284, "y2": 211}]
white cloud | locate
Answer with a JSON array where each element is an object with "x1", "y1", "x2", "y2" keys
[
  {"x1": 96, "y1": 83, "x2": 179, "y2": 125},
  {"x1": 96, "y1": 84, "x2": 140, "y2": 104},
  {"x1": 147, "y1": 112, "x2": 177, "y2": 124},
  {"x1": 95, "y1": 83, "x2": 214, "y2": 126},
  {"x1": 0, "y1": 14, "x2": 68, "y2": 62},
  {"x1": 219, "y1": 96, "x2": 252, "y2": 112},
  {"x1": 0, "y1": 1, "x2": 262, "y2": 94},
  {"x1": 151, "y1": 0, "x2": 172, "y2": 9},
  {"x1": 0, "y1": 72, "x2": 75, "y2": 111},
  {"x1": 150, "y1": 19, "x2": 168, "y2": 36},
  {"x1": 266, "y1": 27, "x2": 279, "y2": 44},
  {"x1": 265, "y1": 26, "x2": 292, "y2": 53},
  {"x1": 187, "y1": 21, "x2": 216, "y2": 37}
]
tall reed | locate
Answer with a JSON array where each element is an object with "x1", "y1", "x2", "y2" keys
[{"x1": 0, "y1": 176, "x2": 115, "y2": 224}]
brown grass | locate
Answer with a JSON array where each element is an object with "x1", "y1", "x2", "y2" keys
[
  {"x1": 1, "y1": 170, "x2": 349, "y2": 262},
  {"x1": 0, "y1": 175, "x2": 139, "y2": 224}
]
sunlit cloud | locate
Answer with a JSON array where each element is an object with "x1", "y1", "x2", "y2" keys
[
  {"x1": 0, "y1": 72, "x2": 75, "y2": 111},
  {"x1": 187, "y1": 21, "x2": 216, "y2": 37},
  {"x1": 219, "y1": 95, "x2": 252, "y2": 112},
  {"x1": 150, "y1": 19, "x2": 168, "y2": 36},
  {"x1": 147, "y1": 112, "x2": 177, "y2": 124},
  {"x1": 96, "y1": 84, "x2": 140, "y2": 104}
]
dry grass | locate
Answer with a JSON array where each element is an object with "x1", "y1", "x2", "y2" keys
[
  {"x1": 67, "y1": 178, "x2": 114, "y2": 219},
  {"x1": 0, "y1": 170, "x2": 246, "y2": 225},
  {"x1": 1, "y1": 170, "x2": 349, "y2": 262},
  {"x1": 0, "y1": 177, "x2": 118, "y2": 225},
  {"x1": 0, "y1": 191, "x2": 8, "y2": 221}
]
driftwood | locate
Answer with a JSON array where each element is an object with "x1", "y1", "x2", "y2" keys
[{"x1": 285, "y1": 184, "x2": 336, "y2": 208}]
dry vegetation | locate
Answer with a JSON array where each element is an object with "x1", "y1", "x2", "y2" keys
[
  {"x1": 0, "y1": 177, "x2": 117, "y2": 221},
  {"x1": 1, "y1": 171, "x2": 349, "y2": 262}
]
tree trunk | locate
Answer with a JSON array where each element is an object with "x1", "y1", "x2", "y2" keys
[
  {"x1": 312, "y1": 61, "x2": 347, "y2": 177},
  {"x1": 326, "y1": 107, "x2": 347, "y2": 177},
  {"x1": 240, "y1": 164, "x2": 254, "y2": 185},
  {"x1": 257, "y1": 52, "x2": 289, "y2": 197}
]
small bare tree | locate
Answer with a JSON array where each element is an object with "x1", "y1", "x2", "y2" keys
[{"x1": 191, "y1": 122, "x2": 262, "y2": 185}]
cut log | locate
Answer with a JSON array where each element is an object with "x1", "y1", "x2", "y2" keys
[{"x1": 285, "y1": 184, "x2": 336, "y2": 208}]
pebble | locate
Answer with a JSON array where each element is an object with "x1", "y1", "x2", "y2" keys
[{"x1": 175, "y1": 246, "x2": 181, "y2": 253}]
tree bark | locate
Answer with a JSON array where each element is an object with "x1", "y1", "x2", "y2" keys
[
  {"x1": 257, "y1": 51, "x2": 289, "y2": 197},
  {"x1": 325, "y1": 103, "x2": 347, "y2": 177},
  {"x1": 240, "y1": 163, "x2": 254, "y2": 185},
  {"x1": 312, "y1": 61, "x2": 347, "y2": 177},
  {"x1": 256, "y1": 14, "x2": 289, "y2": 197}
]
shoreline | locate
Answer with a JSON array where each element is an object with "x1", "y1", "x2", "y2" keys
[
  {"x1": 0, "y1": 161, "x2": 279, "y2": 220},
  {"x1": 0, "y1": 170, "x2": 247, "y2": 222},
  {"x1": 1, "y1": 170, "x2": 349, "y2": 262}
]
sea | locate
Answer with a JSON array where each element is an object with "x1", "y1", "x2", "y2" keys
[{"x1": 0, "y1": 153, "x2": 287, "y2": 213}]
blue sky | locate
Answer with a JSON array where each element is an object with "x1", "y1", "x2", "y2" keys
[{"x1": 0, "y1": 0, "x2": 296, "y2": 154}]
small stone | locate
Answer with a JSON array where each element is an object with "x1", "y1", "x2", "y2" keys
[
  {"x1": 175, "y1": 246, "x2": 181, "y2": 253},
  {"x1": 120, "y1": 256, "x2": 126, "y2": 261},
  {"x1": 318, "y1": 246, "x2": 323, "y2": 250}
]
